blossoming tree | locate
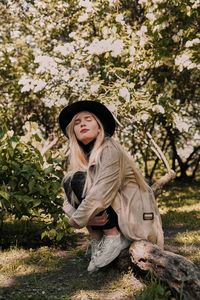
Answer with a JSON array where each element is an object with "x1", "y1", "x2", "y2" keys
[{"x1": 1, "y1": 0, "x2": 199, "y2": 181}]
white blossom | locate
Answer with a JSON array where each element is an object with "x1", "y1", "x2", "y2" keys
[
  {"x1": 136, "y1": 26, "x2": 148, "y2": 37},
  {"x1": 87, "y1": 38, "x2": 113, "y2": 55},
  {"x1": 10, "y1": 30, "x2": 21, "y2": 39},
  {"x1": 146, "y1": 12, "x2": 156, "y2": 21},
  {"x1": 102, "y1": 26, "x2": 110, "y2": 38},
  {"x1": 175, "y1": 53, "x2": 194, "y2": 71},
  {"x1": 90, "y1": 83, "x2": 100, "y2": 94},
  {"x1": 140, "y1": 113, "x2": 149, "y2": 122},
  {"x1": 119, "y1": 87, "x2": 130, "y2": 101},
  {"x1": 34, "y1": 55, "x2": 58, "y2": 75},
  {"x1": 34, "y1": 0, "x2": 47, "y2": 9},
  {"x1": 54, "y1": 43, "x2": 75, "y2": 56},
  {"x1": 78, "y1": 13, "x2": 89, "y2": 23},
  {"x1": 185, "y1": 38, "x2": 200, "y2": 48},
  {"x1": 42, "y1": 97, "x2": 55, "y2": 108},
  {"x1": 173, "y1": 114, "x2": 191, "y2": 132},
  {"x1": 177, "y1": 145, "x2": 194, "y2": 159},
  {"x1": 33, "y1": 79, "x2": 46, "y2": 92},
  {"x1": 115, "y1": 14, "x2": 125, "y2": 25},
  {"x1": 19, "y1": 75, "x2": 34, "y2": 92},
  {"x1": 25, "y1": 35, "x2": 34, "y2": 45},
  {"x1": 56, "y1": 97, "x2": 67, "y2": 107},
  {"x1": 78, "y1": 67, "x2": 89, "y2": 79},
  {"x1": 7, "y1": 130, "x2": 14, "y2": 138},
  {"x1": 136, "y1": 26, "x2": 148, "y2": 47},
  {"x1": 68, "y1": 32, "x2": 76, "y2": 40},
  {"x1": 79, "y1": 0, "x2": 93, "y2": 12},
  {"x1": 9, "y1": 57, "x2": 17, "y2": 63},
  {"x1": 152, "y1": 105, "x2": 165, "y2": 114},
  {"x1": 192, "y1": 0, "x2": 200, "y2": 9},
  {"x1": 172, "y1": 34, "x2": 181, "y2": 43},
  {"x1": 111, "y1": 39, "x2": 124, "y2": 57},
  {"x1": 88, "y1": 37, "x2": 124, "y2": 56},
  {"x1": 19, "y1": 75, "x2": 46, "y2": 93},
  {"x1": 6, "y1": 44, "x2": 14, "y2": 53},
  {"x1": 129, "y1": 45, "x2": 136, "y2": 56}
]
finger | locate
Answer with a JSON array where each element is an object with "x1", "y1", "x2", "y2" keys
[{"x1": 102, "y1": 211, "x2": 109, "y2": 218}]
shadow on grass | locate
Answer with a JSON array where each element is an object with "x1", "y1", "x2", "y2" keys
[
  {"x1": 162, "y1": 210, "x2": 200, "y2": 234},
  {"x1": 0, "y1": 232, "x2": 128, "y2": 300},
  {"x1": 159, "y1": 181, "x2": 200, "y2": 209},
  {"x1": 0, "y1": 218, "x2": 75, "y2": 250},
  {"x1": 162, "y1": 209, "x2": 200, "y2": 268}
]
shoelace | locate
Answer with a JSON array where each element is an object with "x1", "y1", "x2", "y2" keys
[
  {"x1": 96, "y1": 236, "x2": 105, "y2": 254},
  {"x1": 96, "y1": 235, "x2": 116, "y2": 255}
]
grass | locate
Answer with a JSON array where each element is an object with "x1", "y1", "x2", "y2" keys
[
  {"x1": 159, "y1": 181, "x2": 200, "y2": 267},
  {"x1": 0, "y1": 181, "x2": 199, "y2": 299},
  {"x1": 0, "y1": 244, "x2": 141, "y2": 300}
]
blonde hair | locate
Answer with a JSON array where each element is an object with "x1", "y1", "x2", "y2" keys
[
  {"x1": 66, "y1": 112, "x2": 105, "y2": 171},
  {"x1": 109, "y1": 139, "x2": 149, "y2": 191},
  {"x1": 64, "y1": 111, "x2": 148, "y2": 203}
]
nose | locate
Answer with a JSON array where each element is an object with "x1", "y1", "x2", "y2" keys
[{"x1": 80, "y1": 121, "x2": 86, "y2": 127}]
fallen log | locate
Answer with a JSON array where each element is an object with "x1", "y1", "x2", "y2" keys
[{"x1": 129, "y1": 240, "x2": 200, "y2": 300}]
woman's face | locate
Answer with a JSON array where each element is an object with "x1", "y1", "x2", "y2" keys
[{"x1": 73, "y1": 111, "x2": 100, "y2": 145}]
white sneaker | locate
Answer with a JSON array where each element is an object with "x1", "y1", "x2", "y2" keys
[
  {"x1": 87, "y1": 259, "x2": 99, "y2": 273},
  {"x1": 92, "y1": 234, "x2": 131, "y2": 268},
  {"x1": 87, "y1": 238, "x2": 101, "y2": 273},
  {"x1": 90, "y1": 238, "x2": 101, "y2": 258}
]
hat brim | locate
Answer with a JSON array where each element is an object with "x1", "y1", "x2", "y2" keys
[{"x1": 58, "y1": 100, "x2": 116, "y2": 137}]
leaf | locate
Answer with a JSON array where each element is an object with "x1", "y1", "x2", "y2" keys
[
  {"x1": 28, "y1": 179, "x2": 35, "y2": 192},
  {"x1": 32, "y1": 199, "x2": 41, "y2": 208},
  {"x1": 48, "y1": 229, "x2": 57, "y2": 238},
  {"x1": 0, "y1": 190, "x2": 9, "y2": 200},
  {"x1": 44, "y1": 166, "x2": 54, "y2": 174},
  {"x1": 41, "y1": 231, "x2": 48, "y2": 239},
  {"x1": 56, "y1": 232, "x2": 64, "y2": 241}
]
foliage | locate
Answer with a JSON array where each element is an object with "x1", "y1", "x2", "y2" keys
[
  {"x1": 0, "y1": 125, "x2": 70, "y2": 244},
  {"x1": 0, "y1": 0, "x2": 199, "y2": 180},
  {"x1": 136, "y1": 273, "x2": 172, "y2": 300}
]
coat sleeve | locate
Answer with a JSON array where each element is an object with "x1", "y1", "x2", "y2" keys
[
  {"x1": 63, "y1": 194, "x2": 76, "y2": 218},
  {"x1": 70, "y1": 144, "x2": 122, "y2": 228}
]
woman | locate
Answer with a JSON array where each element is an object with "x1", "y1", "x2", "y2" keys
[{"x1": 59, "y1": 100, "x2": 164, "y2": 272}]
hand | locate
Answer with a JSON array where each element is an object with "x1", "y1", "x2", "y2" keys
[
  {"x1": 87, "y1": 211, "x2": 109, "y2": 226},
  {"x1": 69, "y1": 217, "x2": 81, "y2": 229}
]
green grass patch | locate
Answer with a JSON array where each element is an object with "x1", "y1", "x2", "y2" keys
[
  {"x1": 136, "y1": 273, "x2": 172, "y2": 300},
  {"x1": 159, "y1": 181, "x2": 199, "y2": 209}
]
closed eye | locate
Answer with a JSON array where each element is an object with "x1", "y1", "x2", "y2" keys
[
  {"x1": 74, "y1": 119, "x2": 81, "y2": 125},
  {"x1": 85, "y1": 116, "x2": 92, "y2": 121}
]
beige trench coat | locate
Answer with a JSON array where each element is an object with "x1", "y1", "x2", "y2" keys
[{"x1": 63, "y1": 138, "x2": 164, "y2": 248}]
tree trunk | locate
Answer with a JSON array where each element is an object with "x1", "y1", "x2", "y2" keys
[{"x1": 151, "y1": 169, "x2": 176, "y2": 197}]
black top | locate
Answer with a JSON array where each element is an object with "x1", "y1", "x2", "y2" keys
[
  {"x1": 63, "y1": 139, "x2": 96, "y2": 205},
  {"x1": 78, "y1": 139, "x2": 96, "y2": 157}
]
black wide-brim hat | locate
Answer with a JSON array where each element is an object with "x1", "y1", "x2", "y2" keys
[{"x1": 58, "y1": 100, "x2": 116, "y2": 137}]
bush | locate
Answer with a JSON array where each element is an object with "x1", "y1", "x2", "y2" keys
[{"x1": 0, "y1": 126, "x2": 71, "y2": 247}]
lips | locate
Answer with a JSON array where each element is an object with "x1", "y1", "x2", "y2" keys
[{"x1": 80, "y1": 128, "x2": 89, "y2": 133}]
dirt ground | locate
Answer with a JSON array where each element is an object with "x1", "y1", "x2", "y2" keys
[{"x1": 0, "y1": 229, "x2": 144, "y2": 300}]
